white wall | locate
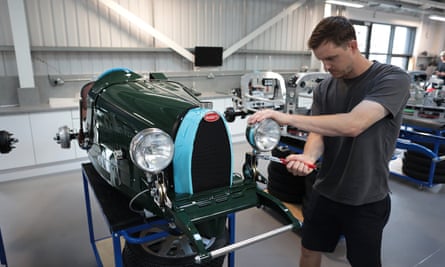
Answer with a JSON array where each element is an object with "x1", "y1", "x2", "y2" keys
[
  {"x1": 1, "y1": 0, "x2": 445, "y2": 83},
  {"x1": 0, "y1": 0, "x2": 322, "y2": 77}
]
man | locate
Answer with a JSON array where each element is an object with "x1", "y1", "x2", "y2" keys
[
  {"x1": 248, "y1": 16, "x2": 410, "y2": 267},
  {"x1": 435, "y1": 50, "x2": 445, "y2": 82}
]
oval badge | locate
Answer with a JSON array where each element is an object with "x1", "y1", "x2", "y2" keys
[{"x1": 204, "y1": 111, "x2": 220, "y2": 122}]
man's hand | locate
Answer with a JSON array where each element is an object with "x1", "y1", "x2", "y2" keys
[
  {"x1": 247, "y1": 109, "x2": 289, "y2": 125},
  {"x1": 285, "y1": 153, "x2": 317, "y2": 176}
]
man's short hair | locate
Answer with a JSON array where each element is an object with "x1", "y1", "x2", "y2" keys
[{"x1": 308, "y1": 16, "x2": 357, "y2": 50}]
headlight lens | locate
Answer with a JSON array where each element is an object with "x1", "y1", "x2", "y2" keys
[
  {"x1": 246, "y1": 118, "x2": 281, "y2": 151},
  {"x1": 130, "y1": 128, "x2": 174, "y2": 173}
]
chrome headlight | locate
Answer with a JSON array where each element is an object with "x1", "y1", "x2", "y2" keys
[
  {"x1": 130, "y1": 128, "x2": 174, "y2": 173},
  {"x1": 246, "y1": 118, "x2": 281, "y2": 151}
]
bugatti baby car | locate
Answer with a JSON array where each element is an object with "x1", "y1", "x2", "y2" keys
[{"x1": 54, "y1": 68, "x2": 300, "y2": 266}]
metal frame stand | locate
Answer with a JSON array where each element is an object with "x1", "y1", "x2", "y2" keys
[{"x1": 82, "y1": 163, "x2": 235, "y2": 267}]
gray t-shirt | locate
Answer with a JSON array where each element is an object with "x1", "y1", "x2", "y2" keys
[{"x1": 311, "y1": 61, "x2": 410, "y2": 205}]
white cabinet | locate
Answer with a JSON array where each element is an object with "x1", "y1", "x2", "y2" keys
[
  {"x1": 0, "y1": 108, "x2": 87, "y2": 181},
  {"x1": 0, "y1": 114, "x2": 36, "y2": 169},
  {"x1": 29, "y1": 111, "x2": 76, "y2": 164}
]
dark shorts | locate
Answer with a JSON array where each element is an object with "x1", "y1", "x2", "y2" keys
[{"x1": 301, "y1": 191, "x2": 391, "y2": 267}]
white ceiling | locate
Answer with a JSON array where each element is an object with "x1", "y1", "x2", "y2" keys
[{"x1": 338, "y1": 0, "x2": 445, "y2": 17}]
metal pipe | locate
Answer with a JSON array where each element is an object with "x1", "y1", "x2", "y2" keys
[{"x1": 195, "y1": 224, "x2": 294, "y2": 263}]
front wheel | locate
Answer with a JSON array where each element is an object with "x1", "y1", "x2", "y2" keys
[{"x1": 122, "y1": 225, "x2": 228, "y2": 267}]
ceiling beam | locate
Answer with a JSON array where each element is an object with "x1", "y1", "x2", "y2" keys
[
  {"x1": 398, "y1": 0, "x2": 445, "y2": 10},
  {"x1": 366, "y1": 0, "x2": 445, "y2": 13},
  {"x1": 223, "y1": 0, "x2": 307, "y2": 60},
  {"x1": 98, "y1": 0, "x2": 195, "y2": 63}
]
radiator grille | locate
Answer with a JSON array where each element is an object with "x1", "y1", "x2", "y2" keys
[
  {"x1": 173, "y1": 108, "x2": 232, "y2": 195},
  {"x1": 191, "y1": 118, "x2": 232, "y2": 193}
]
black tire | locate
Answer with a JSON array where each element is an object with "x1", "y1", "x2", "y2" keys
[
  {"x1": 403, "y1": 152, "x2": 445, "y2": 175},
  {"x1": 402, "y1": 163, "x2": 445, "y2": 184},
  {"x1": 267, "y1": 162, "x2": 305, "y2": 203},
  {"x1": 266, "y1": 146, "x2": 311, "y2": 204},
  {"x1": 122, "y1": 225, "x2": 228, "y2": 267}
]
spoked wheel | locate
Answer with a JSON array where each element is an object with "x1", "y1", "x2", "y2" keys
[{"x1": 122, "y1": 225, "x2": 228, "y2": 267}]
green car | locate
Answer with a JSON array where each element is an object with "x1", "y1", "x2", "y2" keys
[{"x1": 55, "y1": 68, "x2": 300, "y2": 266}]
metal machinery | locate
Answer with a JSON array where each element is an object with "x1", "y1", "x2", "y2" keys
[
  {"x1": 224, "y1": 71, "x2": 287, "y2": 123},
  {"x1": 224, "y1": 71, "x2": 331, "y2": 204},
  {"x1": 54, "y1": 68, "x2": 301, "y2": 267},
  {"x1": 281, "y1": 72, "x2": 332, "y2": 140},
  {"x1": 224, "y1": 71, "x2": 331, "y2": 140}
]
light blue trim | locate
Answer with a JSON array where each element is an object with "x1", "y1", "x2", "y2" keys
[
  {"x1": 247, "y1": 126, "x2": 255, "y2": 148},
  {"x1": 97, "y1": 67, "x2": 132, "y2": 80},
  {"x1": 173, "y1": 108, "x2": 200, "y2": 194},
  {"x1": 173, "y1": 108, "x2": 233, "y2": 194}
]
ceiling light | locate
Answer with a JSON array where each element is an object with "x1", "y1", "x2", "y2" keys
[
  {"x1": 326, "y1": 0, "x2": 364, "y2": 8},
  {"x1": 429, "y1": 15, "x2": 445, "y2": 22}
]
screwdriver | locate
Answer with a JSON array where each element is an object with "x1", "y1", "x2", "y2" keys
[{"x1": 256, "y1": 154, "x2": 317, "y2": 170}]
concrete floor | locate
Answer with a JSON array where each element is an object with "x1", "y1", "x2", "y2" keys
[{"x1": 0, "y1": 142, "x2": 444, "y2": 267}]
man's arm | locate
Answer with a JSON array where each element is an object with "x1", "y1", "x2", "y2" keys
[{"x1": 248, "y1": 99, "x2": 389, "y2": 137}]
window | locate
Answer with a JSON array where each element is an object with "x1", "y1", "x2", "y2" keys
[
  {"x1": 354, "y1": 24, "x2": 369, "y2": 52},
  {"x1": 351, "y1": 20, "x2": 415, "y2": 70}
]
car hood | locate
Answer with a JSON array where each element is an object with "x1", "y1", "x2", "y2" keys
[{"x1": 89, "y1": 69, "x2": 201, "y2": 135}]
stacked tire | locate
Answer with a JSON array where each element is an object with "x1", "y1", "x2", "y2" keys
[
  {"x1": 267, "y1": 142, "x2": 315, "y2": 207},
  {"x1": 402, "y1": 141, "x2": 445, "y2": 183}
]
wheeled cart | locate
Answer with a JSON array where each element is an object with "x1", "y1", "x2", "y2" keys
[{"x1": 393, "y1": 113, "x2": 445, "y2": 189}]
